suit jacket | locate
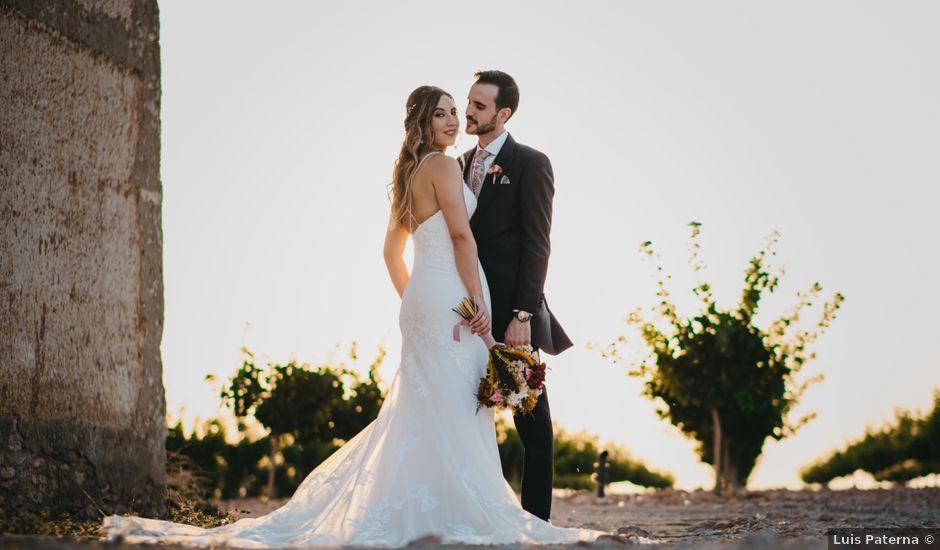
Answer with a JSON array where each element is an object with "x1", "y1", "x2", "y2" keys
[{"x1": 462, "y1": 133, "x2": 573, "y2": 355}]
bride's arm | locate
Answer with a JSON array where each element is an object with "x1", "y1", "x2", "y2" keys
[
  {"x1": 429, "y1": 156, "x2": 491, "y2": 335},
  {"x1": 384, "y1": 217, "x2": 410, "y2": 298}
]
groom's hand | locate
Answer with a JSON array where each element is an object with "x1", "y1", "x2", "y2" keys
[{"x1": 504, "y1": 318, "x2": 531, "y2": 348}]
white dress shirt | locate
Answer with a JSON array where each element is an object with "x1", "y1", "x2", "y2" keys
[{"x1": 475, "y1": 130, "x2": 509, "y2": 176}]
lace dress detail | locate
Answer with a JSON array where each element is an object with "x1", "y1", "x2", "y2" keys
[{"x1": 101, "y1": 162, "x2": 605, "y2": 547}]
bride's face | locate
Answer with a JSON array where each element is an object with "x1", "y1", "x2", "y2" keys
[{"x1": 431, "y1": 94, "x2": 459, "y2": 150}]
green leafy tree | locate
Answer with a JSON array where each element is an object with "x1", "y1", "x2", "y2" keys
[
  {"x1": 253, "y1": 360, "x2": 344, "y2": 497},
  {"x1": 605, "y1": 222, "x2": 844, "y2": 494},
  {"x1": 213, "y1": 344, "x2": 386, "y2": 497},
  {"x1": 801, "y1": 390, "x2": 940, "y2": 485}
]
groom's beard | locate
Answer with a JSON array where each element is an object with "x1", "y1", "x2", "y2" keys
[{"x1": 466, "y1": 113, "x2": 498, "y2": 136}]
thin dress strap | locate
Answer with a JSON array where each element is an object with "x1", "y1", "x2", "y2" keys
[
  {"x1": 411, "y1": 151, "x2": 441, "y2": 183},
  {"x1": 406, "y1": 152, "x2": 441, "y2": 231}
]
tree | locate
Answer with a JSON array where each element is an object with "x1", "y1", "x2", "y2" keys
[
  {"x1": 214, "y1": 344, "x2": 386, "y2": 498},
  {"x1": 605, "y1": 222, "x2": 844, "y2": 494}
]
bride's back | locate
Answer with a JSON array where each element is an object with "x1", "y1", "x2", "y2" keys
[{"x1": 407, "y1": 151, "x2": 448, "y2": 233}]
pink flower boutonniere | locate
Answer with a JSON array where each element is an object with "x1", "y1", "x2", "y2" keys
[{"x1": 487, "y1": 163, "x2": 502, "y2": 183}]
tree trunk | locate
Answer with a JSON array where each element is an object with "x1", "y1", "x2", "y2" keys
[
  {"x1": 719, "y1": 437, "x2": 741, "y2": 492},
  {"x1": 711, "y1": 408, "x2": 723, "y2": 495},
  {"x1": 267, "y1": 433, "x2": 279, "y2": 499}
]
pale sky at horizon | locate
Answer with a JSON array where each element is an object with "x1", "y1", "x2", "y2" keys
[{"x1": 158, "y1": 1, "x2": 940, "y2": 490}]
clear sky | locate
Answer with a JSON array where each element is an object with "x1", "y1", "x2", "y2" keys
[{"x1": 158, "y1": 1, "x2": 939, "y2": 489}]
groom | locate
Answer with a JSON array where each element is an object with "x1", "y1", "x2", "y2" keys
[{"x1": 462, "y1": 70, "x2": 573, "y2": 522}]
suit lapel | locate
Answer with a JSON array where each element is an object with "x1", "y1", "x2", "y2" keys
[
  {"x1": 473, "y1": 133, "x2": 516, "y2": 223},
  {"x1": 461, "y1": 148, "x2": 474, "y2": 185}
]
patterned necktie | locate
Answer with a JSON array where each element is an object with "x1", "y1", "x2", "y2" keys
[{"x1": 468, "y1": 148, "x2": 492, "y2": 197}]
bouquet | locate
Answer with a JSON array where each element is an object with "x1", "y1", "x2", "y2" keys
[{"x1": 452, "y1": 297, "x2": 548, "y2": 415}]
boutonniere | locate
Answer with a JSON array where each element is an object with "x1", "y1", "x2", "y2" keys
[
  {"x1": 488, "y1": 164, "x2": 510, "y2": 184},
  {"x1": 487, "y1": 163, "x2": 502, "y2": 182}
]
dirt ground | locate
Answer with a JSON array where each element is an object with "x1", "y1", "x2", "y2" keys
[
  {"x1": 212, "y1": 486, "x2": 940, "y2": 547},
  {"x1": 550, "y1": 486, "x2": 939, "y2": 544},
  {"x1": 1, "y1": 487, "x2": 936, "y2": 549}
]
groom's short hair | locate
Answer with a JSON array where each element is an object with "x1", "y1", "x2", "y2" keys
[{"x1": 474, "y1": 70, "x2": 520, "y2": 120}]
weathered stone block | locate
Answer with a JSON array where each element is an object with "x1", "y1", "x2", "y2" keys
[{"x1": 0, "y1": 0, "x2": 164, "y2": 518}]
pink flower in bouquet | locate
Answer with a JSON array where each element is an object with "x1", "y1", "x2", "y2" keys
[{"x1": 491, "y1": 390, "x2": 503, "y2": 403}]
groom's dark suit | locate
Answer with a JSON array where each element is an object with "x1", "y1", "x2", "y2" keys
[{"x1": 463, "y1": 133, "x2": 572, "y2": 521}]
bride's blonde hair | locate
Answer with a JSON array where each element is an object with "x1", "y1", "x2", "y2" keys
[{"x1": 389, "y1": 85, "x2": 453, "y2": 231}]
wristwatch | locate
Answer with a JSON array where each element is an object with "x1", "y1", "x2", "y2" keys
[{"x1": 514, "y1": 310, "x2": 533, "y2": 323}]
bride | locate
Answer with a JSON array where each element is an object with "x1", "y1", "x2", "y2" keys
[{"x1": 102, "y1": 86, "x2": 605, "y2": 547}]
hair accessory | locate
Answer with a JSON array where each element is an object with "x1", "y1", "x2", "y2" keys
[{"x1": 407, "y1": 103, "x2": 418, "y2": 115}]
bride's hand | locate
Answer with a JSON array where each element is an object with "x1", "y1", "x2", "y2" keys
[{"x1": 469, "y1": 295, "x2": 491, "y2": 336}]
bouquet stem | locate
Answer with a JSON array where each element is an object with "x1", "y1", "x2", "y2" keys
[{"x1": 452, "y1": 297, "x2": 496, "y2": 348}]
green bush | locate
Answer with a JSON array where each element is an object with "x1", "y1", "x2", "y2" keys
[
  {"x1": 497, "y1": 420, "x2": 673, "y2": 491},
  {"x1": 801, "y1": 390, "x2": 940, "y2": 485}
]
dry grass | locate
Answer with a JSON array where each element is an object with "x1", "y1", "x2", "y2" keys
[{"x1": 0, "y1": 451, "x2": 236, "y2": 540}]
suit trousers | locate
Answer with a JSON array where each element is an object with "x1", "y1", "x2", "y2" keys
[{"x1": 512, "y1": 384, "x2": 553, "y2": 521}]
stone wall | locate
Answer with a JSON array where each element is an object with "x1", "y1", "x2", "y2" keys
[{"x1": 0, "y1": 0, "x2": 165, "y2": 517}]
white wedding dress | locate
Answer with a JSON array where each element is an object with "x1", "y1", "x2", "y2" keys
[{"x1": 102, "y1": 156, "x2": 605, "y2": 547}]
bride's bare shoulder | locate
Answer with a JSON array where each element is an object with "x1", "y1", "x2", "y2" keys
[{"x1": 424, "y1": 153, "x2": 462, "y2": 181}]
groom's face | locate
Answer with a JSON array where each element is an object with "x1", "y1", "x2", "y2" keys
[{"x1": 465, "y1": 83, "x2": 503, "y2": 136}]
